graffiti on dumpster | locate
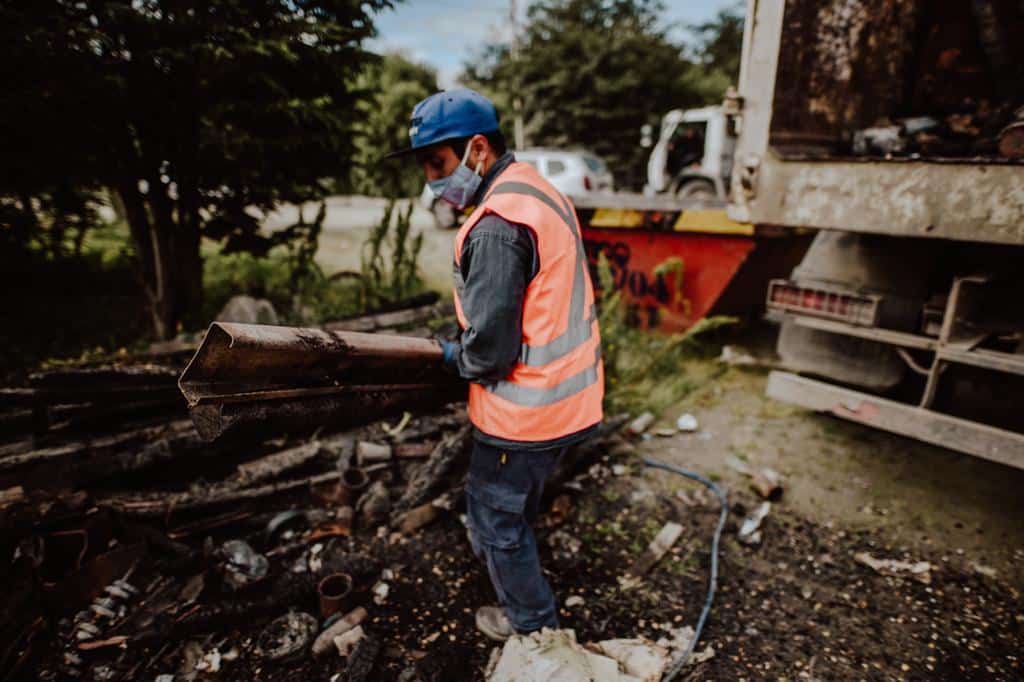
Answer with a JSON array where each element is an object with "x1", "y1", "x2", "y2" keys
[{"x1": 584, "y1": 238, "x2": 689, "y2": 331}]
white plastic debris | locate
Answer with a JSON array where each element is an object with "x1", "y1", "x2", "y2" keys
[
  {"x1": 220, "y1": 540, "x2": 269, "y2": 590},
  {"x1": 717, "y1": 345, "x2": 758, "y2": 366},
  {"x1": 372, "y1": 581, "x2": 390, "y2": 605},
  {"x1": 655, "y1": 626, "x2": 716, "y2": 667},
  {"x1": 675, "y1": 413, "x2": 698, "y2": 432},
  {"x1": 724, "y1": 455, "x2": 751, "y2": 476},
  {"x1": 738, "y1": 502, "x2": 771, "y2": 546},
  {"x1": 971, "y1": 562, "x2": 998, "y2": 579},
  {"x1": 592, "y1": 639, "x2": 671, "y2": 681},
  {"x1": 564, "y1": 595, "x2": 585, "y2": 608},
  {"x1": 195, "y1": 649, "x2": 222, "y2": 673},
  {"x1": 486, "y1": 628, "x2": 667, "y2": 682},
  {"x1": 313, "y1": 607, "x2": 368, "y2": 657},
  {"x1": 854, "y1": 552, "x2": 933, "y2": 584},
  {"x1": 332, "y1": 624, "x2": 366, "y2": 657},
  {"x1": 626, "y1": 522, "x2": 683, "y2": 577},
  {"x1": 628, "y1": 412, "x2": 655, "y2": 435},
  {"x1": 612, "y1": 464, "x2": 628, "y2": 476},
  {"x1": 257, "y1": 611, "x2": 318, "y2": 661}
]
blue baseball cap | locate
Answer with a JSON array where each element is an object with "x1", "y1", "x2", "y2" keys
[{"x1": 384, "y1": 88, "x2": 500, "y2": 159}]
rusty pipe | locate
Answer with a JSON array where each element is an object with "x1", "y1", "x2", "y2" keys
[
  {"x1": 318, "y1": 572, "x2": 354, "y2": 620},
  {"x1": 337, "y1": 468, "x2": 369, "y2": 507},
  {"x1": 179, "y1": 323, "x2": 464, "y2": 441}
]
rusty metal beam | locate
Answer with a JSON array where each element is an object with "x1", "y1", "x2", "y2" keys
[{"x1": 179, "y1": 323, "x2": 464, "y2": 441}]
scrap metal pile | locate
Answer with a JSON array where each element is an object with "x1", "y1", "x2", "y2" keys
[
  {"x1": 0, "y1": 317, "x2": 521, "y2": 680},
  {"x1": 771, "y1": 0, "x2": 1024, "y2": 161}
]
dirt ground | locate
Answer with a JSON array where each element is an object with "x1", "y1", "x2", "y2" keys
[{"x1": 29, "y1": 328, "x2": 1023, "y2": 681}]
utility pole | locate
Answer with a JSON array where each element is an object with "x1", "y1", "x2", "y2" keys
[{"x1": 510, "y1": 0, "x2": 525, "y2": 150}]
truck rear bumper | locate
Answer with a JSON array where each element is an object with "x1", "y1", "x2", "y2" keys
[{"x1": 766, "y1": 371, "x2": 1024, "y2": 470}]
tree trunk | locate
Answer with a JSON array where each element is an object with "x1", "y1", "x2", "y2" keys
[{"x1": 114, "y1": 183, "x2": 203, "y2": 340}]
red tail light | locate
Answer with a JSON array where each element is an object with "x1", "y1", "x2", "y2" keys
[
  {"x1": 767, "y1": 280, "x2": 880, "y2": 326},
  {"x1": 583, "y1": 175, "x2": 592, "y2": 191}
]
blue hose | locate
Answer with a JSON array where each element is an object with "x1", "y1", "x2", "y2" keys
[{"x1": 641, "y1": 457, "x2": 728, "y2": 681}]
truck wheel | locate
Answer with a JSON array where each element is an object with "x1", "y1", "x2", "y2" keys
[
  {"x1": 432, "y1": 199, "x2": 458, "y2": 230},
  {"x1": 675, "y1": 179, "x2": 718, "y2": 201},
  {"x1": 777, "y1": 232, "x2": 938, "y2": 392}
]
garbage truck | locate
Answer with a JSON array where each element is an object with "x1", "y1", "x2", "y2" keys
[{"x1": 726, "y1": 0, "x2": 1024, "y2": 466}]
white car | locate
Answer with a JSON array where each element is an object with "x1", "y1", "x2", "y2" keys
[
  {"x1": 515, "y1": 148, "x2": 615, "y2": 196},
  {"x1": 420, "y1": 148, "x2": 615, "y2": 229}
]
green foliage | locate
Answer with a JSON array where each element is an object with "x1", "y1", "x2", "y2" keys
[
  {"x1": 0, "y1": 233, "x2": 145, "y2": 382},
  {"x1": 0, "y1": 189, "x2": 106, "y2": 261},
  {"x1": 202, "y1": 249, "x2": 363, "y2": 326},
  {"x1": 203, "y1": 203, "x2": 365, "y2": 324},
  {"x1": 0, "y1": 0, "x2": 392, "y2": 337},
  {"x1": 350, "y1": 53, "x2": 439, "y2": 197},
  {"x1": 360, "y1": 201, "x2": 425, "y2": 309},
  {"x1": 204, "y1": 199, "x2": 427, "y2": 327},
  {"x1": 689, "y1": 2, "x2": 745, "y2": 85},
  {"x1": 597, "y1": 253, "x2": 737, "y2": 414},
  {"x1": 461, "y1": 0, "x2": 723, "y2": 189}
]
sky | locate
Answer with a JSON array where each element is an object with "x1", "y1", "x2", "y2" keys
[{"x1": 368, "y1": 0, "x2": 741, "y2": 88}]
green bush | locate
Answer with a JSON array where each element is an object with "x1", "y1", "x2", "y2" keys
[
  {"x1": 0, "y1": 233, "x2": 145, "y2": 381},
  {"x1": 203, "y1": 200, "x2": 427, "y2": 326},
  {"x1": 202, "y1": 248, "x2": 364, "y2": 326},
  {"x1": 596, "y1": 252, "x2": 736, "y2": 415}
]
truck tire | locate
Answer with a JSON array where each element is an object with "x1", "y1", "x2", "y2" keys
[
  {"x1": 777, "y1": 232, "x2": 939, "y2": 392},
  {"x1": 674, "y1": 179, "x2": 718, "y2": 201}
]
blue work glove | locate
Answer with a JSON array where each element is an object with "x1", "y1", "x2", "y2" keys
[{"x1": 440, "y1": 340, "x2": 458, "y2": 366}]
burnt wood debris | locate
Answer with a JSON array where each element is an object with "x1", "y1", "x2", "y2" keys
[{"x1": 0, "y1": 301, "x2": 640, "y2": 681}]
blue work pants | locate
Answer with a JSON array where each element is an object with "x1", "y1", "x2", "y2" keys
[{"x1": 465, "y1": 439, "x2": 564, "y2": 633}]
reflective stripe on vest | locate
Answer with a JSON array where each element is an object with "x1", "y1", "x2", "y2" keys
[
  {"x1": 489, "y1": 344, "x2": 602, "y2": 407},
  {"x1": 486, "y1": 181, "x2": 597, "y2": 369},
  {"x1": 473, "y1": 180, "x2": 600, "y2": 407}
]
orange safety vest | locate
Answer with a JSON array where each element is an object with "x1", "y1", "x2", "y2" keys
[{"x1": 453, "y1": 162, "x2": 604, "y2": 442}]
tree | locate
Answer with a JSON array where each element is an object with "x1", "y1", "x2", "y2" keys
[
  {"x1": 689, "y1": 2, "x2": 745, "y2": 85},
  {"x1": 462, "y1": 0, "x2": 706, "y2": 189},
  {"x1": 0, "y1": 0, "x2": 391, "y2": 338},
  {"x1": 350, "y1": 53, "x2": 438, "y2": 198}
]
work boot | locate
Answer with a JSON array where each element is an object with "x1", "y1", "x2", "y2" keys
[{"x1": 475, "y1": 606, "x2": 516, "y2": 642}]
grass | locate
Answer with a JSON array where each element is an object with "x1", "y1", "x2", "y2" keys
[
  {"x1": 202, "y1": 199, "x2": 430, "y2": 326},
  {"x1": 596, "y1": 253, "x2": 736, "y2": 417},
  {"x1": 202, "y1": 248, "x2": 365, "y2": 325}
]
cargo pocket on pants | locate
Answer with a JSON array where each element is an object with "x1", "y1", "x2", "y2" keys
[{"x1": 466, "y1": 475, "x2": 528, "y2": 550}]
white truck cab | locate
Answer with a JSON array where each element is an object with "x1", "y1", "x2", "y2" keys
[{"x1": 645, "y1": 106, "x2": 737, "y2": 200}]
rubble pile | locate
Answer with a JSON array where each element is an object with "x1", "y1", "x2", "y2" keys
[
  {"x1": 0, "y1": 292, "x2": 499, "y2": 680},
  {"x1": 0, "y1": 334, "x2": 629, "y2": 680},
  {"x1": 851, "y1": 104, "x2": 1024, "y2": 160},
  {"x1": 0, "y1": 352, "x2": 483, "y2": 679}
]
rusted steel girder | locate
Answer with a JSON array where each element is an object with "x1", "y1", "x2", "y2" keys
[{"x1": 179, "y1": 323, "x2": 464, "y2": 441}]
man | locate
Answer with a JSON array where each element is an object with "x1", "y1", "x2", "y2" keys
[{"x1": 387, "y1": 89, "x2": 604, "y2": 641}]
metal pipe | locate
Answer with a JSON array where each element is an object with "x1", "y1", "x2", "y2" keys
[
  {"x1": 317, "y1": 572, "x2": 354, "y2": 620},
  {"x1": 336, "y1": 467, "x2": 369, "y2": 507},
  {"x1": 178, "y1": 323, "x2": 464, "y2": 441}
]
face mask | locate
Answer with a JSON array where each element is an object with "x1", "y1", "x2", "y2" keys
[{"x1": 430, "y1": 144, "x2": 484, "y2": 210}]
